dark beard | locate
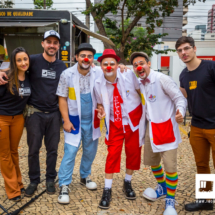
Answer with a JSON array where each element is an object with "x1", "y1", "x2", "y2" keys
[{"x1": 44, "y1": 49, "x2": 57, "y2": 57}]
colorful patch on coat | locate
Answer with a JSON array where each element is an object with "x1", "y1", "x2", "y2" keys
[
  {"x1": 148, "y1": 94, "x2": 156, "y2": 102},
  {"x1": 68, "y1": 87, "x2": 76, "y2": 100},
  {"x1": 63, "y1": 115, "x2": 80, "y2": 135},
  {"x1": 141, "y1": 93, "x2": 145, "y2": 105},
  {"x1": 126, "y1": 90, "x2": 130, "y2": 97}
]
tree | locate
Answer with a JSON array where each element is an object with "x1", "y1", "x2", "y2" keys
[
  {"x1": 104, "y1": 18, "x2": 171, "y2": 62},
  {"x1": 33, "y1": 0, "x2": 54, "y2": 9},
  {"x1": 84, "y1": 0, "x2": 206, "y2": 64},
  {"x1": 0, "y1": 0, "x2": 14, "y2": 8},
  {"x1": 183, "y1": 0, "x2": 206, "y2": 6}
]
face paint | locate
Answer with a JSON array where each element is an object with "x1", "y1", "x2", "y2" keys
[
  {"x1": 136, "y1": 66, "x2": 146, "y2": 79},
  {"x1": 81, "y1": 63, "x2": 90, "y2": 69},
  {"x1": 84, "y1": 58, "x2": 89, "y2": 62},
  {"x1": 105, "y1": 72, "x2": 114, "y2": 77}
]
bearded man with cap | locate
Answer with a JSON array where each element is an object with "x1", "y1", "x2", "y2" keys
[
  {"x1": 56, "y1": 43, "x2": 105, "y2": 204},
  {"x1": 94, "y1": 49, "x2": 145, "y2": 209},
  {"x1": 130, "y1": 52, "x2": 187, "y2": 215}
]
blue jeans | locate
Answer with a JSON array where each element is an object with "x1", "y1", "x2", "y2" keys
[{"x1": 58, "y1": 93, "x2": 98, "y2": 187}]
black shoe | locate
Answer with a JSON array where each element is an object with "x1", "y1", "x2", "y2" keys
[
  {"x1": 20, "y1": 188, "x2": 25, "y2": 193},
  {"x1": 185, "y1": 201, "x2": 213, "y2": 211},
  {"x1": 25, "y1": 183, "x2": 37, "y2": 197},
  {"x1": 10, "y1": 195, "x2": 21, "y2": 202},
  {"x1": 98, "y1": 188, "x2": 112, "y2": 209},
  {"x1": 46, "y1": 182, "x2": 56, "y2": 195},
  {"x1": 123, "y1": 180, "x2": 136, "y2": 200}
]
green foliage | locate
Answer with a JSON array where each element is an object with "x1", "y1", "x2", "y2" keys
[
  {"x1": 183, "y1": 0, "x2": 206, "y2": 7},
  {"x1": 33, "y1": 0, "x2": 54, "y2": 9},
  {"x1": 0, "y1": 0, "x2": 14, "y2": 8},
  {"x1": 104, "y1": 18, "x2": 174, "y2": 62}
]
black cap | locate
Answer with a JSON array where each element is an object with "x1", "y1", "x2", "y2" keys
[{"x1": 75, "y1": 43, "x2": 96, "y2": 55}]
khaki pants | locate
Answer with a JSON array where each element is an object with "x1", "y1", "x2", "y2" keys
[
  {"x1": 0, "y1": 115, "x2": 24, "y2": 199},
  {"x1": 144, "y1": 122, "x2": 177, "y2": 173},
  {"x1": 190, "y1": 125, "x2": 215, "y2": 191}
]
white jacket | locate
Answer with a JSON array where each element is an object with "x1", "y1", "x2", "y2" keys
[
  {"x1": 140, "y1": 69, "x2": 187, "y2": 152},
  {"x1": 56, "y1": 63, "x2": 102, "y2": 147},
  {"x1": 94, "y1": 69, "x2": 146, "y2": 146}
]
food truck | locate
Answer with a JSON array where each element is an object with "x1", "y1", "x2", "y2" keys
[{"x1": 0, "y1": 9, "x2": 114, "y2": 66}]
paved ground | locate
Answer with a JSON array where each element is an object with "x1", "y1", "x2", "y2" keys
[{"x1": 0, "y1": 124, "x2": 215, "y2": 215}]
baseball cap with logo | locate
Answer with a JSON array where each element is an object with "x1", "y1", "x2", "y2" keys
[{"x1": 43, "y1": 30, "x2": 60, "y2": 41}]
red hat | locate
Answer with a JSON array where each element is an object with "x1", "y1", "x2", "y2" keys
[{"x1": 97, "y1": 49, "x2": 121, "y2": 62}]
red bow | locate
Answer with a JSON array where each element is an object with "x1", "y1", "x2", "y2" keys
[{"x1": 141, "y1": 78, "x2": 150, "y2": 85}]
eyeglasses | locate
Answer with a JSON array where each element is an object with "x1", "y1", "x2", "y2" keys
[
  {"x1": 176, "y1": 46, "x2": 193, "y2": 54},
  {"x1": 79, "y1": 54, "x2": 93, "y2": 59},
  {"x1": 133, "y1": 61, "x2": 145, "y2": 68}
]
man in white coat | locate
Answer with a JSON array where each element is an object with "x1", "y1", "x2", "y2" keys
[
  {"x1": 130, "y1": 52, "x2": 187, "y2": 215},
  {"x1": 94, "y1": 49, "x2": 145, "y2": 209},
  {"x1": 56, "y1": 43, "x2": 103, "y2": 204}
]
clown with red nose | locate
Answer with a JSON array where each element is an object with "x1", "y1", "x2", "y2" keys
[
  {"x1": 94, "y1": 49, "x2": 146, "y2": 209},
  {"x1": 56, "y1": 43, "x2": 104, "y2": 205},
  {"x1": 130, "y1": 52, "x2": 187, "y2": 215}
]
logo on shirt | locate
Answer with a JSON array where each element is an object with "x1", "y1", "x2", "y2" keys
[
  {"x1": 148, "y1": 94, "x2": 156, "y2": 102},
  {"x1": 42, "y1": 69, "x2": 56, "y2": 79},
  {"x1": 19, "y1": 88, "x2": 31, "y2": 96},
  {"x1": 189, "y1": 81, "x2": 197, "y2": 90},
  {"x1": 126, "y1": 90, "x2": 130, "y2": 97}
]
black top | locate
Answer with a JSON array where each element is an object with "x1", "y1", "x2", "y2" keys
[
  {"x1": 28, "y1": 54, "x2": 67, "y2": 112},
  {"x1": 180, "y1": 60, "x2": 215, "y2": 129},
  {"x1": 0, "y1": 75, "x2": 31, "y2": 116}
]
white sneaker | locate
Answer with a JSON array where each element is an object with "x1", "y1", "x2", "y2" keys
[
  {"x1": 142, "y1": 184, "x2": 167, "y2": 201},
  {"x1": 163, "y1": 198, "x2": 177, "y2": 215},
  {"x1": 58, "y1": 185, "x2": 70, "y2": 204},
  {"x1": 80, "y1": 176, "x2": 97, "y2": 190}
]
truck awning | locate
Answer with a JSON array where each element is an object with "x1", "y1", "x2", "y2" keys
[
  {"x1": 0, "y1": 22, "x2": 57, "y2": 27},
  {"x1": 76, "y1": 25, "x2": 115, "y2": 47}
]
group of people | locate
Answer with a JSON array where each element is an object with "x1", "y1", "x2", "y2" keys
[{"x1": 0, "y1": 30, "x2": 214, "y2": 215}]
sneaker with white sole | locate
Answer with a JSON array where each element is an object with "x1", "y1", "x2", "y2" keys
[
  {"x1": 142, "y1": 183, "x2": 167, "y2": 201},
  {"x1": 80, "y1": 176, "x2": 97, "y2": 190},
  {"x1": 58, "y1": 185, "x2": 70, "y2": 204},
  {"x1": 163, "y1": 198, "x2": 177, "y2": 215}
]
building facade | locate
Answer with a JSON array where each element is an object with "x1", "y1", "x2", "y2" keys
[{"x1": 207, "y1": 4, "x2": 215, "y2": 33}]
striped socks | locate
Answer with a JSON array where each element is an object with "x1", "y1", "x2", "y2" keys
[
  {"x1": 166, "y1": 172, "x2": 178, "y2": 199},
  {"x1": 151, "y1": 164, "x2": 165, "y2": 184},
  {"x1": 151, "y1": 165, "x2": 178, "y2": 199}
]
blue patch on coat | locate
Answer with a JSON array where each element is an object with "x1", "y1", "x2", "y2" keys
[{"x1": 63, "y1": 115, "x2": 80, "y2": 135}]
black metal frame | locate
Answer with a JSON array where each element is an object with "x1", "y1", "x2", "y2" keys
[{"x1": 0, "y1": 179, "x2": 58, "y2": 215}]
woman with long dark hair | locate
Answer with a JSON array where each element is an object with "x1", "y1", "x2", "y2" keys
[{"x1": 0, "y1": 47, "x2": 31, "y2": 202}]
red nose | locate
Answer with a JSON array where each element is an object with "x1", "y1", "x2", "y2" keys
[
  {"x1": 84, "y1": 58, "x2": 89, "y2": 62},
  {"x1": 107, "y1": 66, "x2": 112, "y2": 70},
  {"x1": 137, "y1": 66, "x2": 143, "y2": 71}
]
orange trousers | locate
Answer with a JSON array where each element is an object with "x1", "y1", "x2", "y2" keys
[
  {"x1": 0, "y1": 114, "x2": 24, "y2": 199},
  {"x1": 190, "y1": 125, "x2": 215, "y2": 191}
]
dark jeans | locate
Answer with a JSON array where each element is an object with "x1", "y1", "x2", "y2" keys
[{"x1": 25, "y1": 111, "x2": 61, "y2": 184}]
